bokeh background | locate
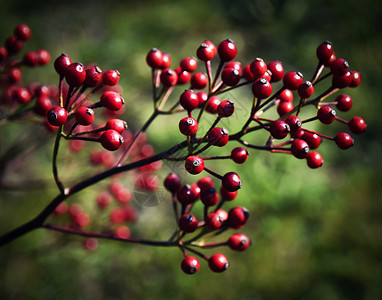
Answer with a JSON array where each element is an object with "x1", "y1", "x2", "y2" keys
[{"x1": 0, "y1": 0, "x2": 381, "y2": 299}]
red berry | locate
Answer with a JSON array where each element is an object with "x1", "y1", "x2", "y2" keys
[
  {"x1": 334, "y1": 132, "x2": 354, "y2": 149},
  {"x1": 291, "y1": 139, "x2": 310, "y2": 159},
  {"x1": 284, "y1": 115, "x2": 302, "y2": 132},
  {"x1": 208, "y1": 127, "x2": 229, "y2": 147},
  {"x1": 228, "y1": 206, "x2": 249, "y2": 229},
  {"x1": 181, "y1": 256, "x2": 200, "y2": 274},
  {"x1": 206, "y1": 213, "x2": 224, "y2": 230},
  {"x1": 36, "y1": 49, "x2": 50, "y2": 65},
  {"x1": 47, "y1": 106, "x2": 68, "y2": 126},
  {"x1": 220, "y1": 186, "x2": 237, "y2": 201},
  {"x1": 177, "y1": 185, "x2": 197, "y2": 205},
  {"x1": 196, "y1": 41, "x2": 216, "y2": 61},
  {"x1": 100, "y1": 91, "x2": 124, "y2": 111},
  {"x1": 332, "y1": 71, "x2": 352, "y2": 88},
  {"x1": 222, "y1": 172, "x2": 242, "y2": 192},
  {"x1": 8, "y1": 68, "x2": 22, "y2": 83},
  {"x1": 160, "y1": 68, "x2": 178, "y2": 86},
  {"x1": 200, "y1": 188, "x2": 219, "y2": 206},
  {"x1": 180, "y1": 57, "x2": 198, "y2": 72},
  {"x1": 267, "y1": 60, "x2": 284, "y2": 82},
  {"x1": 54, "y1": 53, "x2": 72, "y2": 76},
  {"x1": 5, "y1": 36, "x2": 23, "y2": 53},
  {"x1": 197, "y1": 177, "x2": 214, "y2": 191},
  {"x1": 335, "y1": 94, "x2": 353, "y2": 112},
  {"x1": 100, "y1": 129, "x2": 124, "y2": 151},
  {"x1": 13, "y1": 87, "x2": 31, "y2": 103},
  {"x1": 214, "y1": 208, "x2": 229, "y2": 221},
  {"x1": 164, "y1": 173, "x2": 182, "y2": 193},
  {"x1": 221, "y1": 68, "x2": 241, "y2": 86},
  {"x1": 252, "y1": 78, "x2": 273, "y2": 99},
  {"x1": 298, "y1": 81, "x2": 314, "y2": 98},
  {"x1": 185, "y1": 155, "x2": 204, "y2": 175},
  {"x1": 250, "y1": 58, "x2": 267, "y2": 78},
  {"x1": 330, "y1": 58, "x2": 349, "y2": 76},
  {"x1": 179, "y1": 89, "x2": 199, "y2": 111},
  {"x1": 209, "y1": 253, "x2": 229, "y2": 273},
  {"x1": 283, "y1": 71, "x2": 304, "y2": 90},
  {"x1": 65, "y1": 62, "x2": 86, "y2": 87},
  {"x1": 243, "y1": 64, "x2": 255, "y2": 81},
  {"x1": 197, "y1": 91, "x2": 208, "y2": 107},
  {"x1": 317, "y1": 106, "x2": 336, "y2": 124},
  {"x1": 114, "y1": 225, "x2": 131, "y2": 239},
  {"x1": 146, "y1": 48, "x2": 163, "y2": 68},
  {"x1": 96, "y1": 191, "x2": 112, "y2": 209},
  {"x1": 231, "y1": 147, "x2": 249, "y2": 164},
  {"x1": 85, "y1": 66, "x2": 103, "y2": 87},
  {"x1": 161, "y1": 53, "x2": 172, "y2": 69},
  {"x1": 225, "y1": 61, "x2": 242, "y2": 75},
  {"x1": 316, "y1": 41, "x2": 333, "y2": 63},
  {"x1": 0, "y1": 46, "x2": 7, "y2": 62},
  {"x1": 83, "y1": 238, "x2": 98, "y2": 251},
  {"x1": 306, "y1": 151, "x2": 323, "y2": 168},
  {"x1": 217, "y1": 100, "x2": 235, "y2": 117},
  {"x1": 14, "y1": 24, "x2": 32, "y2": 41},
  {"x1": 179, "y1": 117, "x2": 198, "y2": 136},
  {"x1": 179, "y1": 214, "x2": 198, "y2": 233},
  {"x1": 23, "y1": 51, "x2": 38, "y2": 67},
  {"x1": 278, "y1": 89, "x2": 293, "y2": 102},
  {"x1": 277, "y1": 101, "x2": 294, "y2": 116},
  {"x1": 176, "y1": 68, "x2": 191, "y2": 85},
  {"x1": 105, "y1": 119, "x2": 128, "y2": 133},
  {"x1": 349, "y1": 70, "x2": 361, "y2": 88},
  {"x1": 228, "y1": 233, "x2": 251, "y2": 251},
  {"x1": 190, "y1": 72, "x2": 208, "y2": 89},
  {"x1": 324, "y1": 52, "x2": 337, "y2": 67},
  {"x1": 302, "y1": 131, "x2": 322, "y2": 149},
  {"x1": 34, "y1": 96, "x2": 53, "y2": 116},
  {"x1": 103, "y1": 69, "x2": 120, "y2": 86},
  {"x1": 75, "y1": 106, "x2": 95, "y2": 125},
  {"x1": 348, "y1": 116, "x2": 367, "y2": 134},
  {"x1": 269, "y1": 120, "x2": 290, "y2": 139},
  {"x1": 205, "y1": 96, "x2": 221, "y2": 114},
  {"x1": 218, "y1": 39, "x2": 237, "y2": 61}
]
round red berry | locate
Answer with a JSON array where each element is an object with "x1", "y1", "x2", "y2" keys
[
  {"x1": 302, "y1": 131, "x2": 322, "y2": 149},
  {"x1": 269, "y1": 120, "x2": 290, "y2": 139},
  {"x1": 243, "y1": 64, "x2": 255, "y2": 81},
  {"x1": 201, "y1": 188, "x2": 219, "y2": 206},
  {"x1": 218, "y1": 39, "x2": 237, "y2": 61},
  {"x1": 176, "y1": 68, "x2": 191, "y2": 85},
  {"x1": 349, "y1": 70, "x2": 361, "y2": 88},
  {"x1": 185, "y1": 155, "x2": 204, "y2": 175},
  {"x1": 284, "y1": 115, "x2": 302, "y2": 132},
  {"x1": 23, "y1": 51, "x2": 38, "y2": 67},
  {"x1": 209, "y1": 253, "x2": 229, "y2": 273},
  {"x1": 75, "y1": 106, "x2": 95, "y2": 125},
  {"x1": 180, "y1": 57, "x2": 198, "y2": 72},
  {"x1": 197, "y1": 91, "x2": 208, "y2": 107},
  {"x1": 222, "y1": 172, "x2": 242, "y2": 192},
  {"x1": 179, "y1": 117, "x2": 198, "y2": 136},
  {"x1": 100, "y1": 91, "x2": 124, "y2": 111},
  {"x1": 14, "y1": 24, "x2": 32, "y2": 41},
  {"x1": 267, "y1": 60, "x2": 284, "y2": 82},
  {"x1": 191, "y1": 72, "x2": 208, "y2": 89},
  {"x1": 105, "y1": 119, "x2": 128, "y2": 133},
  {"x1": 330, "y1": 58, "x2": 349, "y2": 76},
  {"x1": 217, "y1": 100, "x2": 235, "y2": 117},
  {"x1": 334, "y1": 132, "x2": 354, "y2": 149},
  {"x1": 316, "y1": 41, "x2": 333, "y2": 63},
  {"x1": 291, "y1": 139, "x2": 310, "y2": 159},
  {"x1": 298, "y1": 81, "x2": 314, "y2": 98},
  {"x1": 278, "y1": 89, "x2": 293, "y2": 102},
  {"x1": 221, "y1": 68, "x2": 241, "y2": 86},
  {"x1": 196, "y1": 41, "x2": 216, "y2": 61},
  {"x1": 228, "y1": 233, "x2": 251, "y2": 251},
  {"x1": 36, "y1": 49, "x2": 50, "y2": 65},
  {"x1": 206, "y1": 213, "x2": 224, "y2": 230},
  {"x1": 306, "y1": 151, "x2": 323, "y2": 169},
  {"x1": 179, "y1": 89, "x2": 199, "y2": 111},
  {"x1": 348, "y1": 116, "x2": 366, "y2": 134},
  {"x1": 103, "y1": 69, "x2": 120, "y2": 86},
  {"x1": 205, "y1": 96, "x2": 221, "y2": 114},
  {"x1": 177, "y1": 185, "x2": 197, "y2": 205},
  {"x1": 181, "y1": 256, "x2": 200, "y2": 275},
  {"x1": 220, "y1": 186, "x2": 237, "y2": 201},
  {"x1": 160, "y1": 68, "x2": 178, "y2": 86},
  {"x1": 231, "y1": 147, "x2": 249, "y2": 164},
  {"x1": 332, "y1": 71, "x2": 352, "y2": 89},
  {"x1": 208, "y1": 127, "x2": 229, "y2": 147},
  {"x1": 34, "y1": 96, "x2": 53, "y2": 116},
  {"x1": 252, "y1": 78, "x2": 273, "y2": 99},
  {"x1": 161, "y1": 53, "x2": 172, "y2": 69},
  {"x1": 146, "y1": 48, "x2": 163, "y2": 68},
  {"x1": 283, "y1": 71, "x2": 304, "y2": 90},
  {"x1": 335, "y1": 94, "x2": 353, "y2": 112},
  {"x1": 179, "y1": 214, "x2": 198, "y2": 233},
  {"x1": 228, "y1": 206, "x2": 249, "y2": 229},
  {"x1": 85, "y1": 66, "x2": 103, "y2": 87},
  {"x1": 54, "y1": 53, "x2": 72, "y2": 76},
  {"x1": 250, "y1": 58, "x2": 267, "y2": 78},
  {"x1": 277, "y1": 101, "x2": 294, "y2": 116},
  {"x1": 47, "y1": 106, "x2": 68, "y2": 126},
  {"x1": 65, "y1": 62, "x2": 86, "y2": 87},
  {"x1": 317, "y1": 106, "x2": 336, "y2": 124},
  {"x1": 100, "y1": 129, "x2": 124, "y2": 151},
  {"x1": 164, "y1": 173, "x2": 182, "y2": 193}
]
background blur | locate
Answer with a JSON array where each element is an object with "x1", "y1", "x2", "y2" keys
[{"x1": 0, "y1": 0, "x2": 381, "y2": 299}]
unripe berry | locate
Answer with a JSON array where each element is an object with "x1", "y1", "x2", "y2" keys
[
  {"x1": 220, "y1": 186, "x2": 238, "y2": 201},
  {"x1": 221, "y1": 68, "x2": 241, "y2": 86},
  {"x1": 14, "y1": 24, "x2": 32, "y2": 41},
  {"x1": 316, "y1": 41, "x2": 333, "y2": 63},
  {"x1": 330, "y1": 58, "x2": 349, "y2": 76},
  {"x1": 267, "y1": 60, "x2": 284, "y2": 82}
]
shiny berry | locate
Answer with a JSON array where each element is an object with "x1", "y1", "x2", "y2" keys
[
  {"x1": 85, "y1": 66, "x2": 103, "y2": 87},
  {"x1": 334, "y1": 132, "x2": 354, "y2": 149},
  {"x1": 54, "y1": 54, "x2": 72, "y2": 76},
  {"x1": 197, "y1": 91, "x2": 208, "y2": 106},
  {"x1": 228, "y1": 206, "x2": 249, "y2": 229},
  {"x1": 349, "y1": 70, "x2": 361, "y2": 88},
  {"x1": 160, "y1": 68, "x2": 178, "y2": 86},
  {"x1": 105, "y1": 119, "x2": 127, "y2": 133},
  {"x1": 291, "y1": 139, "x2": 310, "y2": 159},
  {"x1": 218, "y1": 39, "x2": 237, "y2": 61},
  {"x1": 201, "y1": 188, "x2": 219, "y2": 206},
  {"x1": 277, "y1": 101, "x2": 294, "y2": 116},
  {"x1": 14, "y1": 24, "x2": 32, "y2": 41},
  {"x1": 206, "y1": 213, "x2": 224, "y2": 230},
  {"x1": 267, "y1": 60, "x2": 284, "y2": 82},
  {"x1": 225, "y1": 61, "x2": 242, "y2": 75},
  {"x1": 283, "y1": 71, "x2": 303, "y2": 90},
  {"x1": 146, "y1": 48, "x2": 163, "y2": 68},
  {"x1": 208, "y1": 127, "x2": 229, "y2": 147},
  {"x1": 284, "y1": 115, "x2": 302, "y2": 132},
  {"x1": 23, "y1": 51, "x2": 38, "y2": 66},
  {"x1": 228, "y1": 233, "x2": 251, "y2": 251},
  {"x1": 252, "y1": 78, "x2": 273, "y2": 99},
  {"x1": 217, "y1": 100, "x2": 235, "y2": 117},
  {"x1": 180, "y1": 57, "x2": 198, "y2": 72},
  {"x1": 316, "y1": 41, "x2": 333, "y2": 63},
  {"x1": 47, "y1": 106, "x2": 68, "y2": 126},
  {"x1": 100, "y1": 91, "x2": 124, "y2": 111},
  {"x1": 8, "y1": 68, "x2": 22, "y2": 83},
  {"x1": 179, "y1": 214, "x2": 198, "y2": 233},
  {"x1": 317, "y1": 106, "x2": 336, "y2": 124},
  {"x1": 205, "y1": 96, "x2": 221, "y2": 114},
  {"x1": 332, "y1": 71, "x2": 352, "y2": 88},
  {"x1": 36, "y1": 49, "x2": 50, "y2": 65},
  {"x1": 34, "y1": 96, "x2": 53, "y2": 116},
  {"x1": 348, "y1": 116, "x2": 367, "y2": 134},
  {"x1": 181, "y1": 256, "x2": 200, "y2": 275},
  {"x1": 197, "y1": 177, "x2": 214, "y2": 191},
  {"x1": 103, "y1": 69, "x2": 120, "y2": 86},
  {"x1": 176, "y1": 68, "x2": 191, "y2": 85},
  {"x1": 164, "y1": 173, "x2": 182, "y2": 193},
  {"x1": 100, "y1": 129, "x2": 124, "y2": 151},
  {"x1": 302, "y1": 131, "x2": 322, "y2": 149},
  {"x1": 298, "y1": 81, "x2": 314, "y2": 98},
  {"x1": 269, "y1": 120, "x2": 290, "y2": 139},
  {"x1": 13, "y1": 87, "x2": 31, "y2": 103},
  {"x1": 177, "y1": 185, "x2": 197, "y2": 205},
  {"x1": 221, "y1": 68, "x2": 240, "y2": 86},
  {"x1": 222, "y1": 172, "x2": 242, "y2": 192},
  {"x1": 65, "y1": 62, "x2": 86, "y2": 87},
  {"x1": 196, "y1": 41, "x2": 216, "y2": 61},
  {"x1": 209, "y1": 253, "x2": 229, "y2": 273},
  {"x1": 306, "y1": 151, "x2": 323, "y2": 169},
  {"x1": 179, "y1": 117, "x2": 198, "y2": 136},
  {"x1": 179, "y1": 89, "x2": 199, "y2": 111},
  {"x1": 161, "y1": 53, "x2": 172, "y2": 69},
  {"x1": 335, "y1": 94, "x2": 353, "y2": 112},
  {"x1": 279, "y1": 89, "x2": 293, "y2": 102},
  {"x1": 75, "y1": 107, "x2": 95, "y2": 125},
  {"x1": 243, "y1": 64, "x2": 255, "y2": 81},
  {"x1": 250, "y1": 58, "x2": 267, "y2": 78},
  {"x1": 231, "y1": 147, "x2": 249, "y2": 164},
  {"x1": 220, "y1": 186, "x2": 237, "y2": 201},
  {"x1": 330, "y1": 58, "x2": 349, "y2": 76},
  {"x1": 191, "y1": 72, "x2": 208, "y2": 89},
  {"x1": 185, "y1": 155, "x2": 204, "y2": 175}
]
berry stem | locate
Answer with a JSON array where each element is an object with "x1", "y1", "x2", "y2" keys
[
  {"x1": 203, "y1": 167, "x2": 223, "y2": 180},
  {"x1": 310, "y1": 62, "x2": 325, "y2": 84},
  {"x1": 52, "y1": 125, "x2": 65, "y2": 194}
]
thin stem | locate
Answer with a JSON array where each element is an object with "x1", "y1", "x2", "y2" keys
[{"x1": 52, "y1": 126, "x2": 65, "y2": 194}]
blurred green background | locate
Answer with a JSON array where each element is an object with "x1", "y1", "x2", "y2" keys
[{"x1": 0, "y1": 0, "x2": 381, "y2": 299}]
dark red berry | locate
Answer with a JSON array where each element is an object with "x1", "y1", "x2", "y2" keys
[
  {"x1": 206, "y1": 213, "x2": 223, "y2": 231},
  {"x1": 190, "y1": 72, "x2": 208, "y2": 89},
  {"x1": 0, "y1": 46, "x2": 7, "y2": 62},
  {"x1": 243, "y1": 64, "x2": 255, "y2": 81},
  {"x1": 201, "y1": 188, "x2": 219, "y2": 206},
  {"x1": 75, "y1": 106, "x2": 95, "y2": 125},
  {"x1": 208, "y1": 127, "x2": 229, "y2": 147},
  {"x1": 302, "y1": 131, "x2": 322, "y2": 149},
  {"x1": 65, "y1": 62, "x2": 86, "y2": 87},
  {"x1": 252, "y1": 78, "x2": 273, "y2": 99},
  {"x1": 298, "y1": 81, "x2": 314, "y2": 98},
  {"x1": 267, "y1": 60, "x2": 284, "y2": 82},
  {"x1": 196, "y1": 41, "x2": 216, "y2": 61},
  {"x1": 278, "y1": 89, "x2": 293, "y2": 102},
  {"x1": 218, "y1": 39, "x2": 237, "y2": 61},
  {"x1": 330, "y1": 58, "x2": 349, "y2": 76},
  {"x1": 335, "y1": 94, "x2": 353, "y2": 112},
  {"x1": 100, "y1": 129, "x2": 124, "y2": 151},
  {"x1": 179, "y1": 117, "x2": 198, "y2": 136},
  {"x1": 176, "y1": 68, "x2": 191, "y2": 85},
  {"x1": 36, "y1": 49, "x2": 50, "y2": 65},
  {"x1": 160, "y1": 68, "x2": 178, "y2": 86},
  {"x1": 261, "y1": 69, "x2": 272, "y2": 82},
  {"x1": 179, "y1": 214, "x2": 198, "y2": 233},
  {"x1": 13, "y1": 87, "x2": 31, "y2": 103},
  {"x1": 231, "y1": 147, "x2": 249, "y2": 164},
  {"x1": 217, "y1": 100, "x2": 235, "y2": 117},
  {"x1": 221, "y1": 68, "x2": 240, "y2": 86},
  {"x1": 277, "y1": 101, "x2": 294, "y2": 116},
  {"x1": 5, "y1": 36, "x2": 23, "y2": 53},
  {"x1": 177, "y1": 185, "x2": 197, "y2": 205},
  {"x1": 181, "y1": 256, "x2": 200, "y2": 275},
  {"x1": 208, "y1": 253, "x2": 229, "y2": 273},
  {"x1": 291, "y1": 139, "x2": 310, "y2": 159},
  {"x1": 164, "y1": 173, "x2": 182, "y2": 193},
  {"x1": 222, "y1": 172, "x2": 242, "y2": 192},
  {"x1": 205, "y1": 96, "x2": 221, "y2": 114},
  {"x1": 220, "y1": 186, "x2": 237, "y2": 201},
  {"x1": 185, "y1": 155, "x2": 204, "y2": 175},
  {"x1": 47, "y1": 106, "x2": 68, "y2": 126},
  {"x1": 180, "y1": 57, "x2": 198, "y2": 72},
  {"x1": 54, "y1": 54, "x2": 72, "y2": 76},
  {"x1": 225, "y1": 61, "x2": 242, "y2": 75},
  {"x1": 179, "y1": 89, "x2": 199, "y2": 111},
  {"x1": 8, "y1": 68, "x2": 22, "y2": 83},
  {"x1": 306, "y1": 151, "x2": 323, "y2": 168},
  {"x1": 349, "y1": 70, "x2": 361, "y2": 88},
  {"x1": 317, "y1": 106, "x2": 336, "y2": 124},
  {"x1": 334, "y1": 132, "x2": 354, "y2": 149},
  {"x1": 324, "y1": 52, "x2": 337, "y2": 67},
  {"x1": 197, "y1": 91, "x2": 208, "y2": 107},
  {"x1": 190, "y1": 183, "x2": 201, "y2": 199},
  {"x1": 316, "y1": 41, "x2": 333, "y2": 63},
  {"x1": 14, "y1": 24, "x2": 32, "y2": 41},
  {"x1": 250, "y1": 58, "x2": 267, "y2": 78},
  {"x1": 100, "y1": 91, "x2": 124, "y2": 111},
  {"x1": 85, "y1": 66, "x2": 103, "y2": 87},
  {"x1": 105, "y1": 119, "x2": 127, "y2": 133},
  {"x1": 283, "y1": 71, "x2": 304, "y2": 90},
  {"x1": 103, "y1": 69, "x2": 120, "y2": 86},
  {"x1": 23, "y1": 51, "x2": 38, "y2": 67},
  {"x1": 348, "y1": 116, "x2": 367, "y2": 134},
  {"x1": 34, "y1": 96, "x2": 53, "y2": 116},
  {"x1": 228, "y1": 233, "x2": 251, "y2": 251},
  {"x1": 228, "y1": 206, "x2": 249, "y2": 229},
  {"x1": 161, "y1": 53, "x2": 172, "y2": 69},
  {"x1": 332, "y1": 71, "x2": 352, "y2": 88},
  {"x1": 146, "y1": 48, "x2": 163, "y2": 68},
  {"x1": 197, "y1": 177, "x2": 214, "y2": 191},
  {"x1": 269, "y1": 120, "x2": 290, "y2": 139},
  {"x1": 284, "y1": 115, "x2": 302, "y2": 132}
]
